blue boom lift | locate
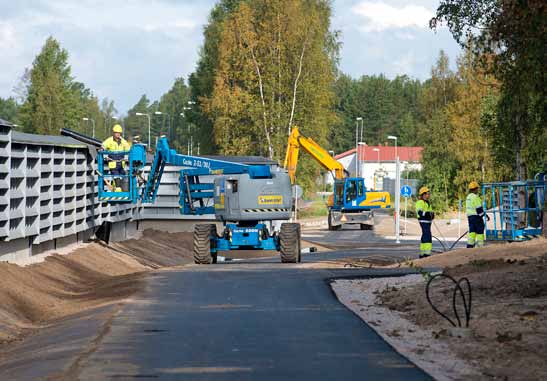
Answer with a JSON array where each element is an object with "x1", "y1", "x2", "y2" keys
[{"x1": 96, "y1": 136, "x2": 300, "y2": 264}]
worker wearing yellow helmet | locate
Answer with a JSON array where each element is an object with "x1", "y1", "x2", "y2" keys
[
  {"x1": 416, "y1": 186, "x2": 434, "y2": 258},
  {"x1": 466, "y1": 181, "x2": 486, "y2": 248},
  {"x1": 101, "y1": 124, "x2": 131, "y2": 191}
]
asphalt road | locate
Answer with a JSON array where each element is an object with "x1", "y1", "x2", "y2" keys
[
  {"x1": 71, "y1": 264, "x2": 429, "y2": 380},
  {"x1": 0, "y1": 241, "x2": 435, "y2": 380}
]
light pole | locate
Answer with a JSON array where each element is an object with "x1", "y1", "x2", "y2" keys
[
  {"x1": 104, "y1": 115, "x2": 118, "y2": 137},
  {"x1": 387, "y1": 135, "x2": 398, "y2": 162},
  {"x1": 82, "y1": 117, "x2": 95, "y2": 138},
  {"x1": 135, "y1": 112, "x2": 151, "y2": 148},
  {"x1": 372, "y1": 147, "x2": 380, "y2": 165},
  {"x1": 358, "y1": 142, "x2": 366, "y2": 180},
  {"x1": 355, "y1": 117, "x2": 362, "y2": 176},
  {"x1": 154, "y1": 111, "x2": 170, "y2": 138},
  {"x1": 388, "y1": 135, "x2": 400, "y2": 243},
  {"x1": 183, "y1": 106, "x2": 193, "y2": 154}
]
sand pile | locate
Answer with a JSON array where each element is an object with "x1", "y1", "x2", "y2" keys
[
  {"x1": 409, "y1": 237, "x2": 547, "y2": 268},
  {"x1": 377, "y1": 238, "x2": 547, "y2": 380},
  {"x1": 0, "y1": 230, "x2": 194, "y2": 345}
]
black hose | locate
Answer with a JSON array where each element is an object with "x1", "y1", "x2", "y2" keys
[
  {"x1": 60, "y1": 127, "x2": 103, "y2": 147},
  {"x1": 448, "y1": 231, "x2": 469, "y2": 251},
  {"x1": 425, "y1": 273, "x2": 472, "y2": 328}
]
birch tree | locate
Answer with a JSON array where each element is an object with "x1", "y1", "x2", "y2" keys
[{"x1": 205, "y1": 0, "x2": 338, "y2": 164}]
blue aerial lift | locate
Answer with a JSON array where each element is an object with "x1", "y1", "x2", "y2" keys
[
  {"x1": 95, "y1": 136, "x2": 300, "y2": 264},
  {"x1": 482, "y1": 173, "x2": 546, "y2": 241}
]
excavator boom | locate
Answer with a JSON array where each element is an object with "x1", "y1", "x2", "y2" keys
[
  {"x1": 284, "y1": 126, "x2": 390, "y2": 231},
  {"x1": 284, "y1": 127, "x2": 347, "y2": 184}
]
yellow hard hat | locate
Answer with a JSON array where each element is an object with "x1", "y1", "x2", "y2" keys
[
  {"x1": 419, "y1": 186, "x2": 430, "y2": 196},
  {"x1": 468, "y1": 181, "x2": 479, "y2": 190},
  {"x1": 112, "y1": 124, "x2": 123, "y2": 133}
]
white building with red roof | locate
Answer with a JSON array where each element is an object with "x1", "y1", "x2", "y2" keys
[{"x1": 331, "y1": 145, "x2": 423, "y2": 191}]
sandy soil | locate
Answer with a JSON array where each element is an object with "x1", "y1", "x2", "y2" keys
[
  {"x1": 0, "y1": 230, "x2": 194, "y2": 345},
  {"x1": 398, "y1": 238, "x2": 547, "y2": 269},
  {"x1": 332, "y1": 276, "x2": 481, "y2": 381},
  {"x1": 333, "y1": 238, "x2": 547, "y2": 381}
]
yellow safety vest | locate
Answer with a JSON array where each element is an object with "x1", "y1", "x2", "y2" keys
[
  {"x1": 466, "y1": 193, "x2": 483, "y2": 216},
  {"x1": 416, "y1": 199, "x2": 433, "y2": 222},
  {"x1": 102, "y1": 137, "x2": 131, "y2": 169}
]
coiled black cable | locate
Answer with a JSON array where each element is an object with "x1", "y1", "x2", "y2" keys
[{"x1": 426, "y1": 273, "x2": 472, "y2": 328}]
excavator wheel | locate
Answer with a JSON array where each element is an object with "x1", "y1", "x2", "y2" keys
[
  {"x1": 279, "y1": 223, "x2": 301, "y2": 263},
  {"x1": 328, "y1": 211, "x2": 342, "y2": 231},
  {"x1": 193, "y1": 224, "x2": 217, "y2": 264}
]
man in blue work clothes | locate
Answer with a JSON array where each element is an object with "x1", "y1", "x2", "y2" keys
[
  {"x1": 102, "y1": 124, "x2": 130, "y2": 191},
  {"x1": 466, "y1": 181, "x2": 486, "y2": 248}
]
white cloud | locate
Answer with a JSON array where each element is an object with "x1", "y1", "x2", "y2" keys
[
  {"x1": 0, "y1": 22, "x2": 17, "y2": 50},
  {"x1": 352, "y1": 1, "x2": 434, "y2": 31}
]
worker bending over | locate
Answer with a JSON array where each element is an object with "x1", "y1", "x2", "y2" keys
[
  {"x1": 416, "y1": 187, "x2": 434, "y2": 258},
  {"x1": 466, "y1": 181, "x2": 486, "y2": 248},
  {"x1": 102, "y1": 124, "x2": 131, "y2": 191}
]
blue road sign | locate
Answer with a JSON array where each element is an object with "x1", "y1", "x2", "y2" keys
[{"x1": 401, "y1": 185, "x2": 412, "y2": 198}]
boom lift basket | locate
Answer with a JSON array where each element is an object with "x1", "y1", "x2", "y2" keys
[{"x1": 97, "y1": 145, "x2": 146, "y2": 203}]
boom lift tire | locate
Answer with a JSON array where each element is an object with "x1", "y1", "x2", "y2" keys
[
  {"x1": 328, "y1": 211, "x2": 341, "y2": 231},
  {"x1": 193, "y1": 224, "x2": 217, "y2": 264},
  {"x1": 279, "y1": 223, "x2": 301, "y2": 263}
]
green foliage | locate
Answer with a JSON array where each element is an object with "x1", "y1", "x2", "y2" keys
[
  {"x1": 16, "y1": 36, "x2": 112, "y2": 139},
  {"x1": 188, "y1": 0, "x2": 242, "y2": 154},
  {"x1": 330, "y1": 74, "x2": 423, "y2": 154},
  {"x1": 19, "y1": 37, "x2": 75, "y2": 134},
  {"x1": 204, "y1": 0, "x2": 339, "y2": 190},
  {"x1": 0, "y1": 97, "x2": 20, "y2": 125},
  {"x1": 432, "y1": 0, "x2": 546, "y2": 178}
]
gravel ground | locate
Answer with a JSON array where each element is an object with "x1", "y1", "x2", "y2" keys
[{"x1": 331, "y1": 275, "x2": 481, "y2": 381}]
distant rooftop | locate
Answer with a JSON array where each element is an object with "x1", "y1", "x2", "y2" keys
[{"x1": 335, "y1": 145, "x2": 423, "y2": 162}]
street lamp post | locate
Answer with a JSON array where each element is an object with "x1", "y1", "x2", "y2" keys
[
  {"x1": 135, "y1": 112, "x2": 151, "y2": 148},
  {"x1": 355, "y1": 117, "x2": 362, "y2": 177},
  {"x1": 82, "y1": 117, "x2": 96, "y2": 138},
  {"x1": 358, "y1": 141, "x2": 366, "y2": 181},
  {"x1": 183, "y1": 106, "x2": 193, "y2": 154},
  {"x1": 154, "y1": 111, "x2": 170, "y2": 139},
  {"x1": 387, "y1": 135, "x2": 400, "y2": 243}
]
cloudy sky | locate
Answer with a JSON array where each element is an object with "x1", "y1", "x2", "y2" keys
[{"x1": 0, "y1": 0, "x2": 460, "y2": 113}]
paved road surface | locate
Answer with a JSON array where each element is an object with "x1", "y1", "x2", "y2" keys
[{"x1": 0, "y1": 243, "x2": 433, "y2": 380}]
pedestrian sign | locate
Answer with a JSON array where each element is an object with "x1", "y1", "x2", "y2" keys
[{"x1": 401, "y1": 185, "x2": 412, "y2": 198}]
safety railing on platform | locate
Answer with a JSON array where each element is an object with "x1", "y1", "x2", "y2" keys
[{"x1": 483, "y1": 176, "x2": 546, "y2": 241}]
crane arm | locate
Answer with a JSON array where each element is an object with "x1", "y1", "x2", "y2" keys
[{"x1": 284, "y1": 126, "x2": 347, "y2": 184}]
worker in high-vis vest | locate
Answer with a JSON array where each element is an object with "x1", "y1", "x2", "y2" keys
[
  {"x1": 102, "y1": 124, "x2": 131, "y2": 191},
  {"x1": 416, "y1": 186, "x2": 434, "y2": 258},
  {"x1": 466, "y1": 181, "x2": 486, "y2": 248}
]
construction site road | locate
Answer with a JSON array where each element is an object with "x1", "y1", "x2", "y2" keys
[{"x1": 0, "y1": 246, "x2": 433, "y2": 381}]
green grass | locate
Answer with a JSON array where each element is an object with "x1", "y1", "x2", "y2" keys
[{"x1": 297, "y1": 200, "x2": 328, "y2": 219}]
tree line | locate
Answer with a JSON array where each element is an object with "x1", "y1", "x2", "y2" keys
[{"x1": 0, "y1": 0, "x2": 544, "y2": 208}]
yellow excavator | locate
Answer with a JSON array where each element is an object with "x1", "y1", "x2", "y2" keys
[{"x1": 284, "y1": 126, "x2": 390, "y2": 230}]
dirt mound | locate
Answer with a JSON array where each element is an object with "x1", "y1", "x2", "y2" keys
[
  {"x1": 380, "y1": 248, "x2": 547, "y2": 380},
  {"x1": 110, "y1": 229, "x2": 195, "y2": 268},
  {"x1": 406, "y1": 237, "x2": 547, "y2": 269},
  {"x1": 0, "y1": 230, "x2": 194, "y2": 345}
]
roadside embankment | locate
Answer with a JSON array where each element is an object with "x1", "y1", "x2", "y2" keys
[
  {"x1": 0, "y1": 229, "x2": 194, "y2": 345},
  {"x1": 332, "y1": 238, "x2": 547, "y2": 381}
]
